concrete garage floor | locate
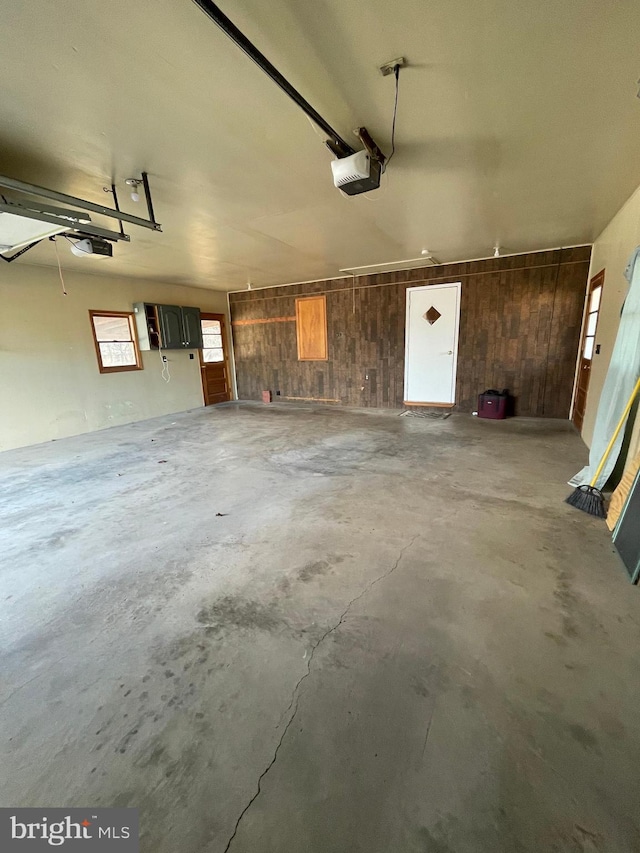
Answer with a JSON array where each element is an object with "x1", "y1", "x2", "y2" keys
[{"x1": 0, "y1": 403, "x2": 638, "y2": 852}]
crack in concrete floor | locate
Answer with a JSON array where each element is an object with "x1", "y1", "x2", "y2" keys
[{"x1": 222, "y1": 535, "x2": 419, "y2": 852}]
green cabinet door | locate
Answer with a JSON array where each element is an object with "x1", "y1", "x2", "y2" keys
[
  {"x1": 158, "y1": 305, "x2": 184, "y2": 349},
  {"x1": 182, "y1": 306, "x2": 203, "y2": 349}
]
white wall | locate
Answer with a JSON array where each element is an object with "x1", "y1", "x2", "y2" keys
[
  {"x1": 581, "y1": 183, "x2": 640, "y2": 462},
  {"x1": 0, "y1": 263, "x2": 231, "y2": 451}
]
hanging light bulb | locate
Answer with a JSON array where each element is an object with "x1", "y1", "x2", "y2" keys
[{"x1": 125, "y1": 178, "x2": 142, "y2": 202}]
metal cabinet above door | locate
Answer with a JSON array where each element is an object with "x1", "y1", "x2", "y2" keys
[{"x1": 157, "y1": 305, "x2": 184, "y2": 349}]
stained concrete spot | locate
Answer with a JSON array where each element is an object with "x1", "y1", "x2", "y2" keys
[
  {"x1": 572, "y1": 823, "x2": 604, "y2": 850},
  {"x1": 276, "y1": 576, "x2": 292, "y2": 595},
  {"x1": 569, "y1": 723, "x2": 601, "y2": 752},
  {"x1": 414, "y1": 825, "x2": 455, "y2": 853},
  {"x1": 298, "y1": 560, "x2": 332, "y2": 582},
  {"x1": 196, "y1": 595, "x2": 283, "y2": 634},
  {"x1": 111, "y1": 790, "x2": 136, "y2": 808},
  {"x1": 43, "y1": 527, "x2": 80, "y2": 548},
  {"x1": 410, "y1": 677, "x2": 430, "y2": 698},
  {"x1": 545, "y1": 631, "x2": 569, "y2": 647}
]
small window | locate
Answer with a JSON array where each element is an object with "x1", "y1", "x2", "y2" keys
[
  {"x1": 296, "y1": 295, "x2": 328, "y2": 361},
  {"x1": 201, "y1": 318, "x2": 225, "y2": 363},
  {"x1": 583, "y1": 335, "x2": 595, "y2": 360},
  {"x1": 89, "y1": 311, "x2": 142, "y2": 373},
  {"x1": 581, "y1": 281, "x2": 603, "y2": 363}
]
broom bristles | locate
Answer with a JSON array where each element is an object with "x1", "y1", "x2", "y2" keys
[{"x1": 565, "y1": 484, "x2": 606, "y2": 518}]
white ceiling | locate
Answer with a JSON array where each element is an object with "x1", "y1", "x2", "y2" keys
[{"x1": 1, "y1": 0, "x2": 640, "y2": 291}]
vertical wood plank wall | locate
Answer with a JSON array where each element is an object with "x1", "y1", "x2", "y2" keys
[{"x1": 229, "y1": 247, "x2": 591, "y2": 418}]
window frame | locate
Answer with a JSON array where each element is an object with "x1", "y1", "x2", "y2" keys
[
  {"x1": 89, "y1": 310, "x2": 143, "y2": 374},
  {"x1": 200, "y1": 316, "x2": 226, "y2": 363},
  {"x1": 581, "y1": 281, "x2": 602, "y2": 363}
]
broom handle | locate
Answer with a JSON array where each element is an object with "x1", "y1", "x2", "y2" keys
[{"x1": 590, "y1": 376, "x2": 640, "y2": 487}]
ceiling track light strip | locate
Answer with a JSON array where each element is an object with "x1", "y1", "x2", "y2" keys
[
  {"x1": 190, "y1": 0, "x2": 356, "y2": 158},
  {"x1": 0, "y1": 172, "x2": 161, "y2": 232}
]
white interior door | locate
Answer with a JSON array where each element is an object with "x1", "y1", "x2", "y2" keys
[{"x1": 404, "y1": 283, "x2": 461, "y2": 405}]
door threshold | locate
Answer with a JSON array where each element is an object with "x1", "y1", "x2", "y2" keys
[{"x1": 404, "y1": 401, "x2": 454, "y2": 408}]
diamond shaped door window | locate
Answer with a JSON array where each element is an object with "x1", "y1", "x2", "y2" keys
[{"x1": 424, "y1": 306, "x2": 441, "y2": 325}]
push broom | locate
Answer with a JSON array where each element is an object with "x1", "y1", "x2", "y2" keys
[{"x1": 566, "y1": 375, "x2": 640, "y2": 517}]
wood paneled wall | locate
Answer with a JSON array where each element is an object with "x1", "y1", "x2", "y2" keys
[{"x1": 229, "y1": 247, "x2": 591, "y2": 418}]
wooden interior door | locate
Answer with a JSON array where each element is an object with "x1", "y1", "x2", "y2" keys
[
  {"x1": 572, "y1": 269, "x2": 605, "y2": 431},
  {"x1": 200, "y1": 313, "x2": 232, "y2": 405}
]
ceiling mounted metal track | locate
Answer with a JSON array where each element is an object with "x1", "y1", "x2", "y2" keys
[
  {"x1": 0, "y1": 173, "x2": 161, "y2": 232},
  {"x1": 0, "y1": 172, "x2": 161, "y2": 262},
  {"x1": 190, "y1": 0, "x2": 356, "y2": 158}
]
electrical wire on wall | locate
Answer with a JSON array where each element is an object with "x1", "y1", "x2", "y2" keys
[{"x1": 159, "y1": 347, "x2": 171, "y2": 383}]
